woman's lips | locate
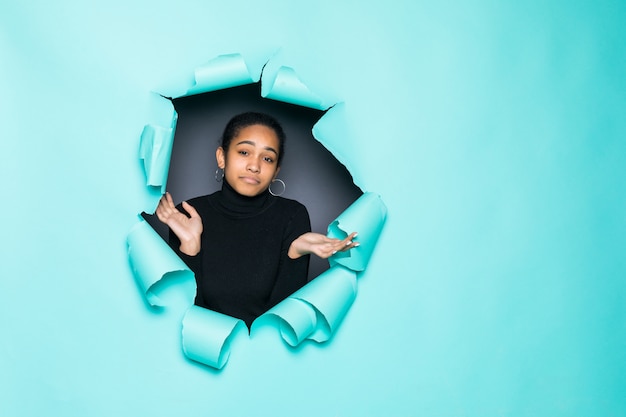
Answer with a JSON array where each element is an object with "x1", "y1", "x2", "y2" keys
[{"x1": 240, "y1": 176, "x2": 261, "y2": 185}]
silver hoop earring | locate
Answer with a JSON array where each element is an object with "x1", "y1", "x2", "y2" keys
[
  {"x1": 269, "y1": 178, "x2": 286, "y2": 196},
  {"x1": 215, "y1": 168, "x2": 224, "y2": 182}
]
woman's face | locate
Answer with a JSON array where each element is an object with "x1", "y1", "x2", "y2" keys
[{"x1": 216, "y1": 124, "x2": 281, "y2": 197}]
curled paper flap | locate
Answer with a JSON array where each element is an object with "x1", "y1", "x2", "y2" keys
[
  {"x1": 139, "y1": 107, "x2": 178, "y2": 194},
  {"x1": 183, "y1": 53, "x2": 255, "y2": 97},
  {"x1": 127, "y1": 218, "x2": 194, "y2": 307},
  {"x1": 253, "y1": 298, "x2": 318, "y2": 347},
  {"x1": 254, "y1": 265, "x2": 357, "y2": 346},
  {"x1": 328, "y1": 192, "x2": 388, "y2": 271},
  {"x1": 312, "y1": 102, "x2": 364, "y2": 189},
  {"x1": 292, "y1": 265, "x2": 357, "y2": 342},
  {"x1": 261, "y1": 66, "x2": 328, "y2": 110},
  {"x1": 181, "y1": 306, "x2": 245, "y2": 369}
]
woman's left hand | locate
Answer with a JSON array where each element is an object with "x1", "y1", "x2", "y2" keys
[{"x1": 288, "y1": 232, "x2": 359, "y2": 259}]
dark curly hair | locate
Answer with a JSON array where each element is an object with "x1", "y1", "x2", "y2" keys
[{"x1": 220, "y1": 112, "x2": 287, "y2": 166}]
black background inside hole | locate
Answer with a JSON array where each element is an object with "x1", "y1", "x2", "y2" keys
[{"x1": 143, "y1": 83, "x2": 363, "y2": 280}]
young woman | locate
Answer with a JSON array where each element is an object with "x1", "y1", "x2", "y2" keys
[{"x1": 156, "y1": 112, "x2": 357, "y2": 328}]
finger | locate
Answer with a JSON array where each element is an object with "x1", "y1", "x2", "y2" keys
[
  {"x1": 156, "y1": 203, "x2": 173, "y2": 222},
  {"x1": 340, "y1": 235, "x2": 355, "y2": 248},
  {"x1": 182, "y1": 201, "x2": 200, "y2": 218},
  {"x1": 344, "y1": 232, "x2": 358, "y2": 246},
  {"x1": 336, "y1": 235, "x2": 361, "y2": 252},
  {"x1": 158, "y1": 192, "x2": 171, "y2": 213},
  {"x1": 158, "y1": 194, "x2": 172, "y2": 212},
  {"x1": 157, "y1": 193, "x2": 183, "y2": 221},
  {"x1": 157, "y1": 198, "x2": 173, "y2": 217},
  {"x1": 343, "y1": 241, "x2": 360, "y2": 251},
  {"x1": 165, "y1": 192, "x2": 177, "y2": 209},
  {"x1": 155, "y1": 206, "x2": 166, "y2": 222},
  {"x1": 346, "y1": 232, "x2": 359, "y2": 245},
  {"x1": 312, "y1": 241, "x2": 337, "y2": 258}
]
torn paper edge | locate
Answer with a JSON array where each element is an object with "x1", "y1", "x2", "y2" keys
[
  {"x1": 181, "y1": 306, "x2": 246, "y2": 369},
  {"x1": 261, "y1": 65, "x2": 329, "y2": 110},
  {"x1": 139, "y1": 94, "x2": 178, "y2": 195},
  {"x1": 127, "y1": 218, "x2": 195, "y2": 307},
  {"x1": 181, "y1": 53, "x2": 256, "y2": 98},
  {"x1": 311, "y1": 102, "x2": 366, "y2": 190},
  {"x1": 252, "y1": 264, "x2": 358, "y2": 346},
  {"x1": 129, "y1": 52, "x2": 388, "y2": 369},
  {"x1": 328, "y1": 192, "x2": 388, "y2": 272}
]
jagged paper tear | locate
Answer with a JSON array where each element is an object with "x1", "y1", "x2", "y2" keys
[
  {"x1": 181, "y1": 53, "x2": 256, "y2": 98},
  {"x1": 252, "y1": 265, "x2": 358, "y2": 346},
  {"x1": 327, "y1": 192, "x2": 388, "y2": 271},
  {"x1": 138, "y1": 54, "x2": 260, "y2": 195},
  {"x1": 138, "y1": 95, "x2": 178, "y2": 194},
  {"x1": 128, "y1": 54, "x2": 387, "y2": 369},
  {"x1": 182, "y1": 306, "x2": 246, "y2": 370},
  {"x1": 312, "y1": 102, "x2": 365, "y2": 189},
  {"x1": 261, "y1": 65, "x2": 328, "y2": 110},
  {"x1": 127, "y1": 218, "x2": 194, "y2": 307}
]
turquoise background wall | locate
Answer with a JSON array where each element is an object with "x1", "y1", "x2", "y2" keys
[{"x1": 1, "y1": 1, "x2": 625, "y2": 416}]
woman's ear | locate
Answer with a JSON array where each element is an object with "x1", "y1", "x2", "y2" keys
[
  {"x1": 273, "y1": 166, "x2": 281, "y2": 180},
  {"x1": 216, "y1": 147, "x2": 226, "y2": 169}
]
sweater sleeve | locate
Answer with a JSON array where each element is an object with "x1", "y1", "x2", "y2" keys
[{"x1": 268, "y1": 203, "x2": 311, "y2": 307}]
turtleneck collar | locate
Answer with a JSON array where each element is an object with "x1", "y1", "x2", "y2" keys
[{"x1": 213, "y1": 178, "x2": 274, "y2": 218}]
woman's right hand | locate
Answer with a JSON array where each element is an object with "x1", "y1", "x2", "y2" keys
[
  {"x1": 288, "y1": 231, "x2": 359, "y2": 260},
  {"x1": 155, "y1": 192, "x2": 203, "y2": 256}
]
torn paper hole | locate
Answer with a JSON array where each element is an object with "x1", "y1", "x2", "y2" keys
[{"x1": 128, "y1": 52, "x2": 387, "y2": 370}]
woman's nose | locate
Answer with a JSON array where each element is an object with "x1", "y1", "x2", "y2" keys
[{"x1": 247, "y1": 160, "x2": 260, "y2": 173}]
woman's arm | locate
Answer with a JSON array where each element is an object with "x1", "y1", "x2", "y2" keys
[
  {"x1": 155, "y1": 192, "x2": 203, "y2": 256},
  {"x1": 288, "y1": 231, "x2": 359, "y2": 260}
]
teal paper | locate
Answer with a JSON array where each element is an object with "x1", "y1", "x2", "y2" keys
[
  {"x1": 138, "y1": 97, "x2": 178, "y2": 194},
  {"x1": 182, "y1": 53, "x2": 256, "y2": 98},
  {"x1": 138, "y1": 54, "x2": 258, "y2": 195},
  {"x1": 328, "y1": 192, "x2": 388, "y2": 271},
  {"x1": 253, "y1": 298, "x2": 318, "y2": 347},
  {"x1": 311, "y1": 102, "x2": 364, "y2": 188},
  {"x1": 181, "y1": 305, "x2": 245, "y2": 369},
  {"x1": 138, "y1": 124, "x2": 175, "y2": 194},
  {"x1": 253, "y1": 266, "x2": 357, "y2": 346},
  {"x1": 261, "y1": 66, "x2": 328, "y2": 110},
  {"x1": 127, "y1": 54, "x2": 388, "y2": 369},
  {"x1": 291, "y1": 265, "x2": 357, "y2": 342},
  {"x1": 3, "y1": 1, "x2": 626, "y2": 415},
  {"x1": 128, "y1": 191, "x2": 383, "y2": 366},
  {"x1": 127, "y1": 217, "x2": 194, "y2": 306}
]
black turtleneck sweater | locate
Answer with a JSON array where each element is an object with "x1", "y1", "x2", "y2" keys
[{"x1": 169, "y1": 180, "x2": 311, "y2": 328}]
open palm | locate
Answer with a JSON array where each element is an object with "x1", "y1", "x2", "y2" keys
[{"x1": 156, "y1": 192, "x2": 203, "y2": 255}]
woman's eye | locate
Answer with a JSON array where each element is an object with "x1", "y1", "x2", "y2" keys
[
  {"x1": 238, "y1": 150, "x2": 248, "y2": 156},
  {"x1": 264, "y1": 156, "x2": 274, "y2": 163}
]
